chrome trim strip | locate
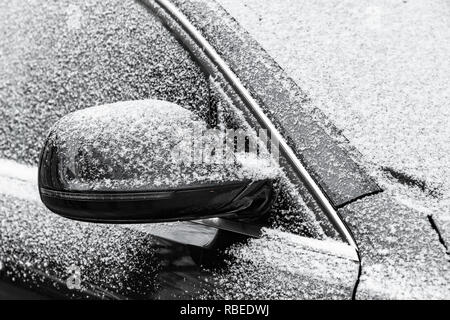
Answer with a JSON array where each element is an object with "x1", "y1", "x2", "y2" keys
[
  {"x1": 40, "y1": 188, "x2": 174, "y2": 201},
  {"x1": 39, "y1": 179, "x2": 252, "y2": 201},
  {"x1": 151, "y1": 0, "x2": 357, "y2": 249},
  {"x1": 193, "y1": 217, "x2": 264, "y2": 239}
]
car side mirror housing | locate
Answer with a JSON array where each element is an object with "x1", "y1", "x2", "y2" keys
[{"x1": 38, "y1": 100, "x2": 276, "y2": 223}]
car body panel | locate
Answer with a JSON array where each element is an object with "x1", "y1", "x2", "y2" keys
[
  {"x1": 0, "y1": 168, "x2": 359, "y2": 299},
  {"x1": 339, "y1": 192, "x2": 450, "y2": 299}
]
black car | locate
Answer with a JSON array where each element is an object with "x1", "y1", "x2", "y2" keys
[{"x1": 0, "y1": 0, "x2": 448, "y2": 300}]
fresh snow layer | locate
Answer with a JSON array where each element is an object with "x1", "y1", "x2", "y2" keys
[
  {"x1": 208, "y1": 228, "x2": 358, "y2": 299},
  {"x1": 0, "y1": 0, "x2": 211, "y2": 165},
  {"x1": 49, "y1": 100, "x2": 281, "y2": 191},
  {"x1": 217, "y1": 0, "x2": 450, "y2": 237}
]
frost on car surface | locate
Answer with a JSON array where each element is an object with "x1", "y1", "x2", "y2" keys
[
  {"x1": 209, "y1": 79, "x2": 329, "y2": 238},
  {"x1": 216, "y1": 0, "x2": 450, "y2": 240},
  {"x1": 0, "y1": 0, "x2": 329, "y2": 240},
  {"x1": 43, "y1": 100, "x2": 281, "y2": 192},
  {"x1": 0, "y1": 0, "x2": 210, "y2": 166}
]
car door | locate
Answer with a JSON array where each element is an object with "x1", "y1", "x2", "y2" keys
[{"x1": 0, "y1": 0, "x2": 362, "y2": 299}]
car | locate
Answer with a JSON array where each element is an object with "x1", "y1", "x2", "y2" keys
[{"x1": 0, "y1": 0, "x2": 448, "y2": 300}]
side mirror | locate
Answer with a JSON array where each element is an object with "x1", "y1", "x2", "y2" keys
[{"x1": 38, "y1": 100, "x2": 277, "y2": 223}]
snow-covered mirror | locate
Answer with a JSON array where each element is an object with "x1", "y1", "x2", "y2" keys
[{"x1": 38, "y1": 99, "x2": 278, "y2": 223}]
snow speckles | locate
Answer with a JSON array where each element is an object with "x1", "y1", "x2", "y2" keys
[
  {"x1": 339, "y1": 192, "x2": 450, "y2": 299},
  {"x1": 204, "y1": 228, "x2": 358, "y2": 299},
  {"x1": 217, "y1": 0, "x2": 450, "y2": 238},
  {"x1": 48, "y1": 99, "x2": 281, "y2": 191},
  {"x1": 0, "y1": 0, "x2": 210, "y2": 166},
  {"x1": 0, "y1": 193, "x2": 163, "y2": 298}
]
